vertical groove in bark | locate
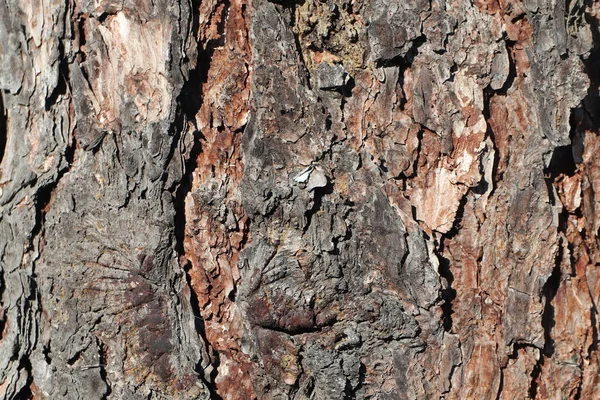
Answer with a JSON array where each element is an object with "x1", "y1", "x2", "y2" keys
[
  {"x1": 179, "y1": 0, "x2": 254, "y2": 396},
  {"x1": 0, "y1": 91, "x2": 6, "y2": 166}
]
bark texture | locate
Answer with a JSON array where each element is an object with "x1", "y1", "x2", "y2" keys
[{"x1": 0, "y1": 0, "x2": 599, "y2": 399}]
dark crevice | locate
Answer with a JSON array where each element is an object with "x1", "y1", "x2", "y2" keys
[
  {"x1": 207, "y1": 353, "x2": 223, "y2": 400},
  {"x1": 506, "y1": 341, "x2": 542, "y2": 373},
  {"x1": 29, "y1": 134, "x2": 76, "y2": 248},
  {"x1": 98, "y1": 341, "x2": 112, "y2": 400},
  {"x1": 436, "y1": 193, "x2": 469, "y2": 333},
  {"x1": 0, "y1": 90, "x2": 7, "y2": 166},
  {"x1": 541, "y1": 240, "x2": 563, "y2": 357},
  {"x1": 543, "y1": 144, "x2": 578, "y2": 206},
  {"x1": 589, "y1": 305, "x2": 599, "y2": 354},
  {"x1": 185, "y1": 264, "x2": 206, "y2": 342},
  {"x1": 13, "y1": 359, "x2": 34, "y2": 400},
  {"x1": 169, "y1": 0, "x2": 212, "y2": 221},
  {"x1": 510, "y1": 12, "x2": 526, "y2": 24},
  {"x1": 445, "y1": 62, "x2": 458, "y2": 83},
  {"x1": 482, "y1": 85, "x2": 502, "y2": 191},
  {"x1": 481, "y1": 37, "x2": 517, "y2": 190},
  {"x1": 183, "y1": 262, "x2": 223, "y2": 400},
  {"x1": 444, "y1": 361, "x2": 459, "y2": 395},
  {"x1": 332, "y1": 75, "x2": 355, "y2": 98},
  {"x1": 42, "y1": 341, "x2": 51, "y2": 364},
  {"x1": 496, "y1": 40, "x2": 517, "y2": 96},
  {"x1": 210, "y1": 1, "x2": 230, "y2": 53},
  {"x1": 169, "y1": 2, "x2": 230, "y2": 398},
  {"x1": 325, "y1": 115, "x2": 333, "y2": 131},
  {"x1": 437, "y1": 249, "x2": 456, "y2": 333},
  {"x1": 96, "y1": 11, "x2": 114, "y2": 24},
  {"x1": 443, "y1": 190, "x2": 469, "y2": 240},
  {"x1": 260, "y1": 321, "x2": 329, "y2": 336},
  {"x1": 580, "y1": 3, "x2": 600, "y2": 129},
  {"x1": 0, "y1": 273, "x2": 5, "y2": 341},
  {"x1": 66, "y1": 349, "x2": 82, "y2": 366},
  {"x1": 545, "y1": 95, "x2": 581, "y2": 194},
  {"x1": 529, "y1": 356, "x2": 543, "y2": 400},
  {"x1": 12, "y1": 263, "x2": 42, "y2": 400},
  {"x1": 172, "y1": 129, "x2": 203, "y2": 252},
  {"x1": 355, "y1": 362, "x2": 366, "y2": 396},
  {"x1": 343, "y1": 378, "x2": 355, "y2": 400},
  {"x1": 176, "y1": 0, "x2": 229, "y2": 126},
  {"x1": 397, "y1": 67, "x2": 409, "y2": 110},
  {"x1": 303, "y1": 182, "x2": 334, "y2": 232},
  {"x1": 544, "y1": 175, "x2": 557, "y2": 206},
  {"x1": 77, "y1": 16, "x2": 87, "y2": 47},
  {"x1": 75, "y1": 15, "x2": 88, "y2": 67},
  {"x1": 545, "y1": 145, "x2": 577, "y2": 178},
  {"x1": 569, "y1": 0, "x2": 600, "y2": 155},
  {"x1": 302, "y1": 376, "x2": 316, "y2": 398},
  {"x1": 574, "y1": 376, "x2": 583, "y2": 400},
  {"x1": 378, "y1": 158, "x2": 388, "y2": 174},
  {"x1": 13, "y1": 384, "x2": 33, "y2": 400},
  {"x1": 45, "y1": 41, "x2": 69, "y2": 111},
  {"x1": 472, "y1": 175, "x2": 489, "y2": 196},
  {"x1": 340, "y1": 76, "x2": 356, "y2": 98},
  {"x1": 65, "y1": 130, "x2": 76, "y2": 166},
  {"x1": 495, "y1": 367, "x2": 504, "y2": 400},
  {"x1": 566, "y1": 0, "x2": 586, "y2": 33},
  {"x1": 376, "y1": 35, "x2": 427, "y2": 69},
  {"x1": 399, "y1": 128, "x2": 424, "y2": 181}
]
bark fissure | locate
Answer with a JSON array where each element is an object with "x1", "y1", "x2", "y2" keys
[
  {"x1": 0, "y1": 91, "x2": 6, "y2": 166},
  {"x1": 184, "y1": 261, "x2": 223, "y2": 399},
  {"x1": 169, "y1": 2, "x2": 227, "y2": 398}
]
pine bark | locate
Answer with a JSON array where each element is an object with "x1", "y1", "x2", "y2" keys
[{"x1": 0, "y1": 0, "x2": 599, "y2": 399}]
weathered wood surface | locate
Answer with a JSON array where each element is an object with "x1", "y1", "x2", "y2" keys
[{"x1": 0, "y1": 0, "x2": 598, "y2": 398}]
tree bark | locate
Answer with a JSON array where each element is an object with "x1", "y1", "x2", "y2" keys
[{"x1": 0, "y1": 0, "x2": 599, "y2": 399}]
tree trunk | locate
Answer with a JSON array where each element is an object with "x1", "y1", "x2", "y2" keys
[{"x1": 0, "y1": 0, "x2": 599, "y2": 398}]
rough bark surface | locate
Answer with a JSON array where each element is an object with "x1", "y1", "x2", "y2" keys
[{"x1": 0, "y1": 0, "x2": 599, "y2": 399}]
